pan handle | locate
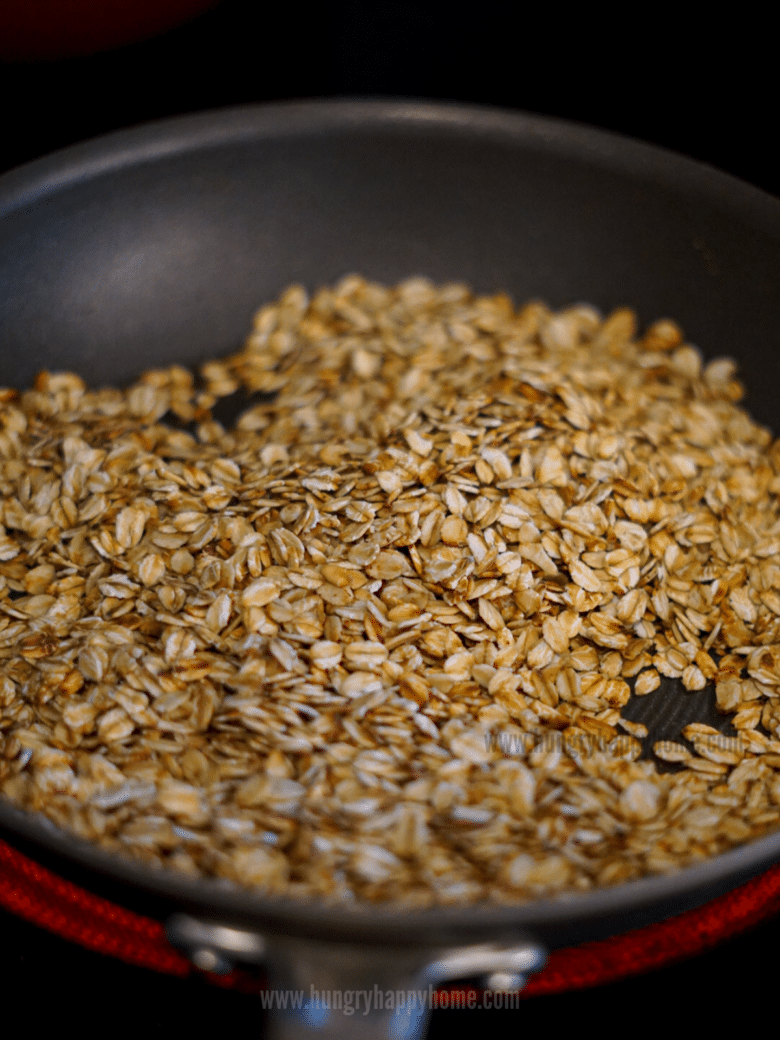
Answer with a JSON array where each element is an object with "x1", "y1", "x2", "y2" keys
[{"x1": 167, "y1": 915, "x2": 546, "y2": 1038}]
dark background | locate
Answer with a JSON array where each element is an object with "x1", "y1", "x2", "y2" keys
[
  {"x1": 1, "y1": 0, "x2": 777, "y2": 197},
  {"x1": 1, "y1": 0, "x2": 777, "y2": 1029}
]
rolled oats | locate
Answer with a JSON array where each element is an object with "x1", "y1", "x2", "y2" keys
[{"x1": 3, "y1": 275, "x2": 780, "y2": 907}]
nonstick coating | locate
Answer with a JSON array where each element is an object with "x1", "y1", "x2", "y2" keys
[{"x1": 2, "y1": 99, "x2": 780, "y2": 950}]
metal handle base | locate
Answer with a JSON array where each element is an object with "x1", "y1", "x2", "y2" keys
[{"x1": 167, "y1": 914, "x2": 546, "y2": 1039}]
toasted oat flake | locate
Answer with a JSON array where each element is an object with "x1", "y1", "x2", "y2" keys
[{"x1": 3, "y1": 275, "x2": 780, "y2": 908}]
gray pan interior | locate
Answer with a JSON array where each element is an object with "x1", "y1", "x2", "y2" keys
[{"x1": 2, "y1": 99, "x2": 780, "y2": 951}]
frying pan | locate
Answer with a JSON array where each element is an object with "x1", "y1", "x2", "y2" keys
[{"x1": 2, "y1": 99, "x2": 780, "y2": 1038}]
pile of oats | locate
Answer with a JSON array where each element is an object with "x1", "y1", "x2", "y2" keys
[{"x1": 3, "y1": 275, "x2": 780, "y2": 907}]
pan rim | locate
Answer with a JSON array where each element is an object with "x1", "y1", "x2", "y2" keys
[
  {"x1": 1, "y1": 95, "x2": 779, "y2": 222},
  {"x1": 3, "y1": 792, "x2": 780, "y2": 943},
  {"x1": 3, "y1": 96, "x2": 780, "y2": 944}
]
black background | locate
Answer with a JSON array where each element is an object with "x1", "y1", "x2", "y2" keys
[{"x1": 1, "y1": 0, "x2": 778, "y2": 1029}]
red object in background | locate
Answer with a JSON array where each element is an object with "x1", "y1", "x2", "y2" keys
[
  {"x1": 3, "y1": 834, "x2": 780, "y2": 996},
  {"x1": 0, "y1": 0, "x2": 222, "y2": 61}
]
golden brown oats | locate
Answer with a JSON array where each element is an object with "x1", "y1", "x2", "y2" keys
[{"x1": 3, "y1": 275, "x2": 780, "y2": 907}]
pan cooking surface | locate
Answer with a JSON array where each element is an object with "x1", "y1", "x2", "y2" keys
[{"x1": 3, "y1": 101, "x2": 780, "y2": 946}]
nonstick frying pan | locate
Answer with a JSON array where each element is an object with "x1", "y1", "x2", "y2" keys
[{"x1": 2, "y1": 99, "x2": 780, "y2": 1038}]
